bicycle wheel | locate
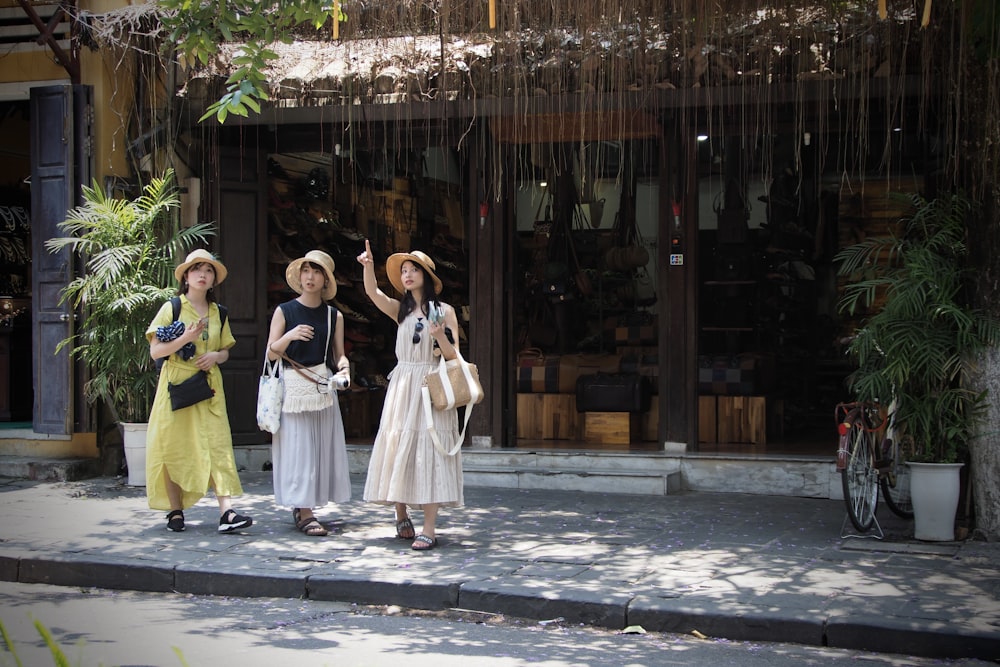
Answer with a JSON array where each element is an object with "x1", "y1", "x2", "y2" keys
[
  {"x1": 879, "y1": 436, "x2": 914, "y2": 518},
  {"x1": 840, "y1": 410, "x2": 879, "y2": 532}
]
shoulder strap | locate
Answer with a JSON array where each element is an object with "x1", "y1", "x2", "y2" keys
[
  {"x1": 156, "y1": 296, "x2": 184, "y2": 372},
  {"x1": 323, "y1": 306, "x2": 332, "y2": 364},
  {"x1": 218, "y1": 303, "x2": 228, "y2": 328}
]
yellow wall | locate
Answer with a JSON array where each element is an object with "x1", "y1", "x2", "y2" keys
[
  {"x1": 0, "y1": 0, "x2": 138, "y2": 178},
  {"x1": 0, "y1": 52, "x2": 67, "y2": 84},
  {"x1": 81, "y1": 46, "x2": 132, "y2": 177}
]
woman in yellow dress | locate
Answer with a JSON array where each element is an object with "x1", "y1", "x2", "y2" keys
[{"x1": 145, "y1": 249, "x2": 253, "y2": 534}]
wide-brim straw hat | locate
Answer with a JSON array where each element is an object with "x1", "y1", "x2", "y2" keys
[
  {"x1": 386, "y1": 250, "x2": 443, "y2": 295},
  {"x1": 285, "y1": 250, "x2": 337, "y2": 300},
  {"x1": 175, "y1": 249, "x2": 228, "y2": 285}
]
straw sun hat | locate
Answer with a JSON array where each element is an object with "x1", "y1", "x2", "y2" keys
[
  {"x1": 386, "y1": 250, "x2": 443, "y2": 295},
  {"x1": 285, "y1": 250, "x2": 337, "y2": 300},
  {"x1": 174, "y1": 249, "x2": 228, "y2": 285}
]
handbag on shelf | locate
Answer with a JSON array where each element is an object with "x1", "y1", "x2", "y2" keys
[
  {"x1": 517, "y1": 347, "x2": 546, "y2": 367},
  {"x1": 575, "y1": 372, "x2": 651, "y2": 413},
  {"x1": 256, "y1": 356, "x2": 284, "y2": 434},
  {"x1": 527, "y1": 298, "x2": 558, "y2": 348},
  {"x1": 167, "y1": 371, "x2": 215, "y2": 411},
  {"x1": 421, "y1": 349, "x2": 485, "y2": 455}
]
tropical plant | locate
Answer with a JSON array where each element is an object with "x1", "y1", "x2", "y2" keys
[
  {"x1": 44, "y1": 169, "x2": 215, "y2": 424},
  {"x1": 836, "y1": 192, "x2": 1000, "y2": 463}
]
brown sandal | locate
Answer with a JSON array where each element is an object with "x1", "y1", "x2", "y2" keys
[{"x1": 294, "y1": 509, "x2": 328, "y2": 536}]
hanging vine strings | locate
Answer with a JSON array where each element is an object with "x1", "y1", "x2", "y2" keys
[{"x1": 78, "y1": 0, "x2": 998, "y2": 206}]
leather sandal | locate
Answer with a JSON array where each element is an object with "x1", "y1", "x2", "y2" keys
[
  {"x1": 395, "y1": 517, "x2": 415, "y2": 539},
  {"x1": 296, "y1": 515, "x2": 329, "y2": 536}
]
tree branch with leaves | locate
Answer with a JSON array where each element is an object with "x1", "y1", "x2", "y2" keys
[{"x1": 158, "y1": 0, "x2": 345, "y2": 122}]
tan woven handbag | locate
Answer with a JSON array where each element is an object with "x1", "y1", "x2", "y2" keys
[
  {"x1": 421, "y1": 349, "x2": 485, "y2": 455},
  {"x1": 424, "y1": 351, "x2": 484, "y2": 410}
]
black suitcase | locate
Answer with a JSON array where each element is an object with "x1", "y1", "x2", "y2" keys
[{"x1": 575, "y1": 372, "x2": 651, "y2": 413}]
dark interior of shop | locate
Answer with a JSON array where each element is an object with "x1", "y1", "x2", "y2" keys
[
  {"x1": 260, "y1": 120, "x2": 931, "y2": 456},
  {"x1": 0, "y1": 100, "x2": 33, "y2": 424}
]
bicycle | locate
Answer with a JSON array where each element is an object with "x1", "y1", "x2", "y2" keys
[
  {"x1": 875, "y1": 398, "x2": 913, "y2": 520},
  {"x1": 835, "y1": 400, "x2": 913, "y2": 534},
  {"x1": 836, "y1": 402, "x2": 881, "y2": 532}
]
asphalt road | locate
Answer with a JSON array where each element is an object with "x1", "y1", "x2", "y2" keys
[{"x1": 1, "y1": 582, "x2": 994, "y2": 667}]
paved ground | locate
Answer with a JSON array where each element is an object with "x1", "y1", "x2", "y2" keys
[{"x1": 1, "y1": 471, "x2": 998, "y2": 661}]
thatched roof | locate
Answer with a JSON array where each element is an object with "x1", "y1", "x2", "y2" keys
[{"x1": 84, "y1": 0, "x2": 931, "y2": 117}]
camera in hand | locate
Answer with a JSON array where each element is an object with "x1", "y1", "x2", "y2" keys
[{"x1": 324, "y1": 375, "x2": 350, "y2": 392}]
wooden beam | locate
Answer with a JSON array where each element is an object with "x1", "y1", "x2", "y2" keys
[
  {"x1": 490, "y1": 110, "x2": 661, "y2": 144},
  {"x1": 204, "y1": 76, "x2": 930, "y2": 129},
  {"x1": 15, "y1": 0, "x2": 78, "y2": 82}
]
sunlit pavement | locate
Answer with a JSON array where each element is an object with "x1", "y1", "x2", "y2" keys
[{"x1": 0, "y1": 471, "x2": 998, "y2": 661}]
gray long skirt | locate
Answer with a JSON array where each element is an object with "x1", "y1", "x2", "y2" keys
[{"x1": 271, "y1": 400, "x2": 351, "y2": 509}]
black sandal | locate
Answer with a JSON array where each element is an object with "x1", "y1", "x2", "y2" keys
[
  {"x1": 411, "y1": 534, "x2": 438, "y2": 551},
  {"x1": 218, "y1": 509, "x2": 253, "y2": 533},
  {"x1": 166, "y1": 510, "x2": 185, "y2": 532},
  {"x1": 395, "y1": 517, "x2": 415, "y2": 539}
]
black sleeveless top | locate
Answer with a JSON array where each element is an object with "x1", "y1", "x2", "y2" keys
[{"x1": 279, "y1": 300, "x2": 336, "y2": 367}]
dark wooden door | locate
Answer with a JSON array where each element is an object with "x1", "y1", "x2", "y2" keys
[
  {"x1": 29, "y1": 84, "x2": 91, "y2": 434},
  {"x1": 212, "y1": 148, "x2": 268, "y2": 444}
]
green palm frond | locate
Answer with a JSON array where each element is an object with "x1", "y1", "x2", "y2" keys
[
  {"x1": 836, "y1": 191, "x2": 1000, "y2": 463},
  {"x1": 45, "y1": 169, "x2": 216, "y2": 424}
]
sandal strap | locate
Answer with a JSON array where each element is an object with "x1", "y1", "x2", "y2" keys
[
  {"x1": 412, "y1": 534, "x2": 437, "y2": 549},
  {"x1": 395, "y1": 517, "x2": 415, "y2": 538},
  {"x1": 296, "y1": 516, "x2": 328, "y2": 535}
]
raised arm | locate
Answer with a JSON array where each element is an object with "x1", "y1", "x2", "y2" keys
[{"x1": 357, "y1": 238, "x2": 399, "y2": 321}]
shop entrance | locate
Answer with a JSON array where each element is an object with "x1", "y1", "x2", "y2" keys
[
  {"x1": 511, "y1": 138, "x2": 664, "y2": 450},
  {"x1": 0, "y1": 100, "x2": 32, "y2": 426},
  {"x1": 263, "y1": 146, "x2": 471, "y2": 443}
]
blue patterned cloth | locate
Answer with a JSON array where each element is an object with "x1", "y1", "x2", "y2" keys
[{"x1": 156, "y1": 321, "x2": 196, "y2": 360}]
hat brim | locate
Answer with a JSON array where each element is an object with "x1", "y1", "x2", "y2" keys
[
  {"x1": 174, "y1": 256, "x2": 228, "y2": 285},
  {"x1": 285, "y1": 257, "x2": 337, "y2": 300},
  {"x1": 386, "y1": 253, "x2": 443, "y2": 295}
]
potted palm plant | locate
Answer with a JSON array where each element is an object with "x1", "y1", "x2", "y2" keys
[
  {"x1": 836, "y1": 191, "x2": 1000, "y2": 540},
  {"x1": 44, "y1": 169, "x2": 215, "y2": 484}
]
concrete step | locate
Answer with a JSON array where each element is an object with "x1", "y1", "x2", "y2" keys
[
  {"x1": 460, "y1": 448, "x2": 683, "y2": 495},
  {"x1": 0, "y1": 443, "x2": 837, "y2": 500},
  {"x1": 0, "y1": 455, "x2": 101, "y2": 482}
]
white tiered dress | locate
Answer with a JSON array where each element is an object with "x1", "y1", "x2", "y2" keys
[{"x1": 363, "y1": 309, "x2": 464, "y2": 508}]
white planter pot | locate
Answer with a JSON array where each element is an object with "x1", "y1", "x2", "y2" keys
[
  {"x1": 908, "y1": 461, "x2": 963, "y2": 541},
  {"x1": 121, "y1": 422, "x2": 149, "y2": 487}
]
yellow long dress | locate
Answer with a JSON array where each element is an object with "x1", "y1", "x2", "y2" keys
[{"x1": 144, "y1": 296, "x2": 243, "y2": 510}]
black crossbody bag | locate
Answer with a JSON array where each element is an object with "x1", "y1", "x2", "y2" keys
[{"x1": 168, "y1": 371, "x2": 215, "y2": 410}]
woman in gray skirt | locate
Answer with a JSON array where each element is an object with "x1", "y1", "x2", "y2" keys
[{"x1": 265, "y1": 250, "x2": 352, "y2": 535}]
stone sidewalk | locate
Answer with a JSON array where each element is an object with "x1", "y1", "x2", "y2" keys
[{"x1": 1, "y1": 471, "x2": 998, "y2": 661}]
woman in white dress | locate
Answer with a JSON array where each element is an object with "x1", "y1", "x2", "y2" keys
[
  {"x1": 356, "y1": 240, "x2": 463, "y2": 550},
  {"x1": 265, "y1": 250, "x2": 352, "y2": 536}
]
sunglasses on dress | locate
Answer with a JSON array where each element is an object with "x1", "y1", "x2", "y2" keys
[{"x1": 412, "y1": 318, "x2": 424, "y2": 344}]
